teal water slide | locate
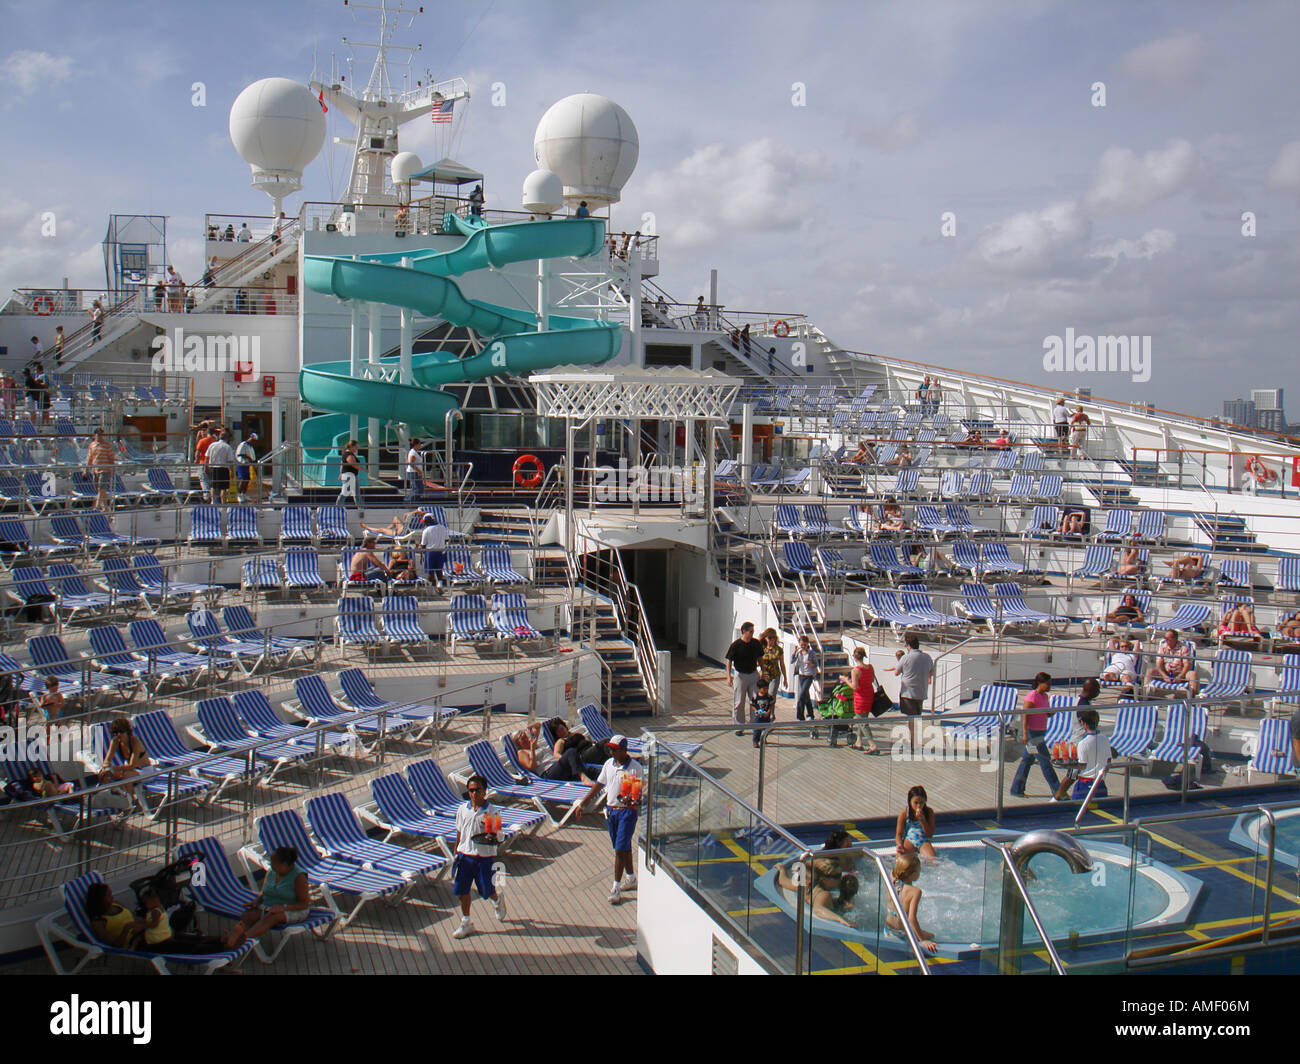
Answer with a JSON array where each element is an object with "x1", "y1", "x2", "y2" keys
[{"x1": 299, "y1": 214, "x2": 620, "y2": 483}]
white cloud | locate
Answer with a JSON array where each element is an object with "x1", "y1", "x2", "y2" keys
[
  {"x1": 635, "y1": 139, "x2": 828, "y2": 247},
  {"x1": 1267, "y1": 141, "x2": 1300, "y2": 194},
  {"x1": 1119, "y1": 31, "x2": 1207, "y2": 93},
  {"x1": 974, "y1": 201, "x2": 1090, "y2": 275},
  {"x1": 1091, "y1": 228, "x2": 1177, "y2": 264},
  {"x1": 1085, "y1": 139, "x2": 1196, "y2": 213},
  {"x1": 2, "y1": 50, "x2": 74, "y2": 95}
]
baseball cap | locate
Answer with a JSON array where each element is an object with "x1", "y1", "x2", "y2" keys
[{"x1": 608, "y1": 734, "x2": 628, "y2": 748}]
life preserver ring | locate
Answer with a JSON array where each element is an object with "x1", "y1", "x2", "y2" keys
[
  {"x1": 1245, "y1": 456, "x2": 1275, "y2": 484},
  {"x1": 32, "y1": 296, "x2": 54, "y2": 316},
  {"x1": 773, "y1": 319, "x2": 790, "y2": 338},
  {"x1": 513, "y1": 454, "x2": 544, "y2": 488}
]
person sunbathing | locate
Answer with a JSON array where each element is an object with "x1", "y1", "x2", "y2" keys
[
  {"x1": 361, "y1": 511, "x2": 420, "y2": 541},
  {"x1": 1100, "y1": 637, "x2": 1140, "y2": 693},
  {"x1": 1217, "y1": 604, "x2": 1261, "y2": 645},
  {"x1": 879, "y1": 499, "x2": 907, "y2": 532},
  {"x1": 847, "y1": 441, "x2": 876, "y2": 465},
  {"x1": 348, "y1": 539, "x2": 389, "y2": 582},
  {"x1": 1057, "y1": 508, "x2": 1087, "y2": 536},
  {"x1": 387, "y1": 548, "x2": 419, "y2": 584},
  {"x1": 1115, "y1": 547, "x2": 1146, "y2": 577},
  {"x1": 1105, "y1": 592, "x2": 1145, "y2": 627},
  {"x1": 1165, "y1": 553, "x2": 1204, "y2": 582},
  {"x1": 1276, "y1": 611, "x2": 1300, "y2": 640}
]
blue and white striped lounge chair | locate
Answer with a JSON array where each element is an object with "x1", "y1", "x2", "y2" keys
[
  {"x1": 1071, "y1": 545, "x2": 1113, "y2": 586},
  {"x1": 127, "y1": 618, "x2": 227, "y2": 681},
  {"x1": 89, "y1": 722, "x2": 211, "y2": 814},
  {"x1": 1161, "y1": 601, "x2": 1213, "y2": 637},
  {"x1": 1131, "y1": 510, "x2": 1166, "y2": 544},
  {"x1": 188, "y1": 506, "x2": 224, "y2": 546},
  {"x1": 178, "y1": 838, "x2": 336, "y2": 959},
  {"x1": 951, "y1": 540, "x2": 983, "y2": 578},
  {"x1": 20, "y1": 472, "x2": 67, "y2": 514},
  {"x1": 1020, "y1": 452, "x2": 1045, "y2": 473},
  {"x1": 442, "y1": 547, "x2": 479, "y2": 587},
  {"x1": 278, "y1": 506, "x2": 314, "y2": 546},
  {"x1": 305, "y1": 793, "x2": 446, "y2": 881},
  {"x1": 337, "y1": 668, "x2": 457, "y2": 739},
  {"x1": 869, "y1": 542, "x2": 925, "y2": 583},
  {"x1": 842, "y1": 506, "x2": 873, "y2": 537},
  {"x1": 46, "y1": 562, "x2": 115, "y2": 619},
  {"x1": 501, "y1": 734, "x2": 597, "y2": 803},
  {"x1": 284, "y1": 548, "x2": 327, "y2": 592},
  {"x1": 943, "y1": 504, "x2": 981, "y2": 536},
  {"x1": 315, "y1": 506, "x2": 352, "y2": 545},
  {"x1": 222, "y1": 604, "x2": 314, "y2": 663},
  {"x1": 336, "y1": 595, "x2": 388, "y2": 650},
  {"x1": 480, "y1": 547, "x2": 526, "y2": 585},
  {"x1": 1215, "y1": 557, "x2": 1249, "y2": 591},
  {"x1": 87, "y1": 510, "x2": 156, "y2": 550},
  {"x1": 1099, "y1": 640, "x2": 1143, "y2": 693},
  {"x1": 96, "y1": 562, "x2": 147, "y2": 617},
  {"x1": 407, "y1": 759, "x2": 547, "y2": 835},
  {"x1": 914, "y1": 505, "x2": 958, "y2": 539},
  {"x1": 36, "y1": 871, "x2": 255, "y2": 976},
  {"x1": 774, "y1": 505, "x2": 804, "y2": 537},
  {"x1": 1276, "y1": 557, "x2": 1300, "y2": 595},
  {"x1": 48, "y1": 514, "x2": 91, "y2": 552},
  {"x1": 1247, "y1": 718, "x2": 1295, "y2": 781},
  {"x1": 578, "y1": 703, "x2": 701, "y2": 761},
  {"x1": 466, "y1": 740, "x2": 588, "y2": 827},
  {"x1": 0, "y1": 517, "x2": 73, "y2": 567},
  {"x1": 781, "y1": 540, "x2": 818, "y2": 581},
  {"x1": 1148, "y1": 703, "x2": 1208, "y2": 766},
  {"x1": 946, "y1": 684, "x2": 1017, "y2": 742},
  {"x1": 293, "y1": 674, "x2": 407, "y2": 740},
  {"x1": 1274, "y1": 654, "x2": 1300, "y2": 707},
  {"x1": 68, "y1": 472, "x2": 99, "y2": 504},
  {"x1": 241, "y1": 558, "x2": 282, "y2": 598},
  {"x1": 226, "y1": 506, "x2": 260, "y2": 546},
  {"x1": 1093, "y1": 509, "x2": 1133, "y2": 542},
  {"x1": 1198, "y1": 648, "x2": 1252, "y2": 701},
  {"x1": 967, "y1": 472, "x2": 994, "y2": 498},
  {"x1": 982, "y1": 542, "x2": 1033, "y2": 578},
  {"x1": 1045, "y1": 695, "x2": 1077, "y2": 745},
  {"x1": 1033, "y1": 475, "x2": 1063, "y2": 502},
  {"x1": 366, "y1": 774, "x2": 460, "y2": 853},
  {"x1": 449, "y1": 594, "x2": 495, "y2": 651},
  {"x1": 131, "y1": 709, "x2": 253, "y2": 799},
  {"x1": 865, "y1": 588, "x2": 942, "y2": 635},
  {"x1": 1108, "y1": 703, "x2": 1159, "y2": 757},
  {"x1": 339, "y1": 549, "x2": 386, "y2": 590},
  {"x1": 890, "y1": 469, "x2": 920, "y2": 498},
  {"x1": 800, "y1": 505, "x2": 840, "y2": 537},
  {"x1": 133, "y1": 554, "x2": 220, "y2": 602},
  {"x1": 146, "y1": 467, "x2": 202, "y2": 504},
  {"x1": 187, "y1": 609, "x2": 271, "y2": 674},
  {"x1": 112, "y1": 474, "x2": 151, "y2": 503},
  {"x1": 1023, "y1": 505, "x2": 1059, "y2": 539},
  {"x1": 939, "y1": 471, "x2": 965, "y2": 498},
  {"x1": 994, "y1": 583, "x2": 1069, "y2": 633},
  {"x1": 380, "y1": 595, "x2": 431, "y2": 647},
  {"x1": 815, "y1": 546, "x2": 872, "y2": 582},
  {"x1": 957, "y1": 583, "x2": 998, "y2": 632},
  {"x1": 231, "y1": 689, "x2": 351, "y2": 751},
  {"x1": 898, "y1": 584, "x2": 966, "y2": 628},
  {"x1": 1005, "y1": 474, "x2": 1033, "y2": 502},
  {"x1": 89, "y1": 624, "x2": 201, "y2": 691},
  {"x1": 249, "y1": 811, "x2": 411, "y2": 925},
  {"x1": 1146, "y1": 643, "x2": 1199, "y2": 697},
  {"x1": 490, "y1": 592, "x2": 542, "y2": 641},
  {"x1": 192, "y1": 698, "x2": 317, "y2": 784}
]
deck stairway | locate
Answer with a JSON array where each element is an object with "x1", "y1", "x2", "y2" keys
[
  {"x1": 1193, "y1": 513, "x2": 1268, "y2": 555},
  {"x1": 471, "y1": 508, "x2": 536, "y2": 546},
  {"x1": 571, "y1": 597, "x2": 653, "y2": 717}
]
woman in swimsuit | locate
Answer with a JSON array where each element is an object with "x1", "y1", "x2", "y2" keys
[
  {"x1": 775, "y1": 830, "x2": 859, "y2": 926},
  {"x1": 885, "y1": 852, "x2": 939, "y2": 953},
  {"x1": 894, "y1": 784, "x2": 938, "y2": 862}
]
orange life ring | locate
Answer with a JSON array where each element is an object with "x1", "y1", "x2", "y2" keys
[
  {"x1": 32, "y1": 296, "x2": 54, "y2": 316},
  {"x1": 513, "y1": 453, "x2": 544, "y2": 488},
  {"x1": 773, "y1": 319, "x2": 790, "y2": 338},
  {"x1": 1245, "y1": 456, "x2": 1275, "y2": 483}
]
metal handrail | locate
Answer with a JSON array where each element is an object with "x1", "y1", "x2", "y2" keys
[{"x1": 985, "y1": 839, "x2": 1067, "y2": 974}]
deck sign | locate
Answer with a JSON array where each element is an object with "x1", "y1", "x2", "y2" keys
[{"x1": 49, "y1": 996, "x2": 152, "y2": 1044}]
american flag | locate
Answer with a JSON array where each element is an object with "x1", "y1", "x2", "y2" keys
[{"x1": 430, "y1": 97, "x2": 455, "y2": 124}]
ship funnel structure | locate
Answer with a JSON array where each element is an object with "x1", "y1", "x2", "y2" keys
[{"x1": 229, "y1": 77, "x2": 326, "y2": 214}]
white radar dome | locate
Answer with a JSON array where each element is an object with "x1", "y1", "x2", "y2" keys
[
  {"x1": 391, "y1": 152, "x2": 424, "y2": 185},
  {"x1": 522, "y1": 169, "x2": 563, "y2": 214},
  {"x1": 229, "y1": 78, "x2": 326, "y2": 203},
  {"x1": 533, "y1": 93, "x2": 638, "y2": 207}
]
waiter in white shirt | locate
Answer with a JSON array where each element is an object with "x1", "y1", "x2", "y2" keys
[
  {"x1": 405, "y1": 439, "x2": 423, "y2": 502},
  {"x1": 577, "y1": 735, "x2": 645, "y2": 905},
  {"x1": 450, "y1": 773, "x2": 507, "y2": 939},
  {"x1": 419, "y1": 515, "x2": 452, "y2": 587}
]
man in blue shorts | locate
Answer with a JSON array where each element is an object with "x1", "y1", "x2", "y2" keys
[
  {"x1": 451, "y1": 773, "x2": 506, "y2": 940},
  {"x1": 577, "y1": 735, "x2": 644, "y2": 905}
]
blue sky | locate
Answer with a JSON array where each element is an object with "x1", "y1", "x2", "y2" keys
[{"x1": 2, "y1": 0, "x2": 1298, "y2": 416}]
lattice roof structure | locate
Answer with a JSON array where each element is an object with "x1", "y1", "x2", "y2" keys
[{"x1": 530, "y1": 365, "x2": 740, "y2": 421}]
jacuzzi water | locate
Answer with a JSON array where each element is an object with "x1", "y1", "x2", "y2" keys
[
  {"x1": 1228, "y1": 806, "x2": 1300, "y2": 868},
  {"x1": 841, "y1": 842, "x2": 1168, "y2": 945}
]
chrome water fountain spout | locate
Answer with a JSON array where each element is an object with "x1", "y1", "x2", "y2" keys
[
  {"x1": 1009, "y1": 829, "x2": 1093, "y2": 882},
  {"x1": 994, "y1": 830, "x2": 1093, "y2": 974}
]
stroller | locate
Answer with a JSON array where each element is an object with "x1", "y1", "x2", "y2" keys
[{"x1": 817, "y1": 682, "x2": 855, "y2": 747}]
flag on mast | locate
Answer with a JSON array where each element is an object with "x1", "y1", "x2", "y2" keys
[
  {"x1": 431, "y1": 97, "x2": 454, "y2": 124},
  {"x1": 318, "y1": 89, "x2": 328, "y2": 113}
]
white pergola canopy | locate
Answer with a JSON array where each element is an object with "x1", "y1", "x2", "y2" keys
[{"x1": 530, "y1": 365, "x2": 740, "y2": 421}]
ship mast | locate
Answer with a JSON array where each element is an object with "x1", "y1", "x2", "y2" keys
[{"x1": 310, "y1": 0, "x2": 470, "y2": 206}]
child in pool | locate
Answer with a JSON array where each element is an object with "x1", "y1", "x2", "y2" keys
[
  {"x1": 886, "y1": 852, "x2": 939, "y2": 953},
  {"x1": 894, "y1": 784, "x2": 938, "y2": 862}
]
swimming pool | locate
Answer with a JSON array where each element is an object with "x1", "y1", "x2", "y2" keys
[
  {"x1": 752, "y1": 832, "x2": 1203, "y2": 959},
  {"x1": 1228, "y1": 806, "x2": 1300, "y2": 868}
]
